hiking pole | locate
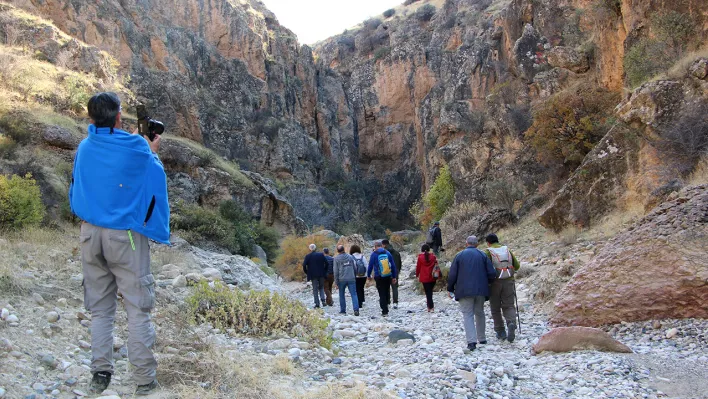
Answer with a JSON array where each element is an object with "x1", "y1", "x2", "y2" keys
[{"x1": 513, "y1": 279, "x2": 522, "y2": 334}]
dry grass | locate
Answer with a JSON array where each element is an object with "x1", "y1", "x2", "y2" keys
[
  {"x1": 655, "y1": 46, "x2": 708, "y2": 81},
  {"x1": 163, "y1": 136, "x2": 253, "y2": 187},
  {"x1": 689, "y1": 156, "x2": 708, "y2": 185},
  {"x1": 440, "y1": 201, "x2": 485, "y2": 231}
]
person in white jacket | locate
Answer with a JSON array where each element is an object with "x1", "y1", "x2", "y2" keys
[{"x1": 350, "y1": 244, "x2": 368, "y2": 310}]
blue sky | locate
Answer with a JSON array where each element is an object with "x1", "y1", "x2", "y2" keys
[{"x1": 260, "y1": 0, "x2": 403, "y2": 45}]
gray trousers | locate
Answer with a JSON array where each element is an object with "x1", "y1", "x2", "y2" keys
[
  {"x1": 80, "y1": 223, "x2": 157, "y2": 385},
  {"x1": 458, "y1": 296, "x2": 486, "y2": 344},
  {"x1": 311, "y1": 277, "x2": 326, "y2": 307},
  {"x1": 490, "y1": 278, "x2": 517, "y2": 332}
]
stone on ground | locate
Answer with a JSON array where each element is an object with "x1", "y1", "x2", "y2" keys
[{"x1": 532, "y1": 327, "x2": 632, "y2": 354}]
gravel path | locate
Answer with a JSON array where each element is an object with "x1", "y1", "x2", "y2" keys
[{"x1": 284, "y1": 253, "x2": 708, "y2": 399}]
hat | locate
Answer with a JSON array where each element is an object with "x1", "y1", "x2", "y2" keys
[{"x1": 434, "y1": 221, "x2": 440, "y2": 226}]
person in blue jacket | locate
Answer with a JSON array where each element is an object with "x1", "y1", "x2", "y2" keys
[
  {"x1": 69, "y1": 92, "x2": 168, "y2": 395},
  {"x1": 367, "y1": 240, "x2": 398, "y2": 316},
  {"x1": 447, "y1": 236, "x2": 497, "y2": 352}
]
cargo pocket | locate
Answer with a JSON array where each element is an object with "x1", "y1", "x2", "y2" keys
[
  {"x1": 108, "y1": 233, "x2": 133, "y2": 265},
  {"x1": 138, "y1": 274, "x2": 156, "y2": 312}
]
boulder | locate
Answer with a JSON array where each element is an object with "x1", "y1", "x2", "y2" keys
[
  {"x1": 253, "y1": 245, "x2": 268, "y2": 265},
  {"x1": 444, "y1": 208, "x2": 516, "y2": 251},
  {"x1": 616, "y1": 81, "x2": 684, "y2": 127},
  {"x1": 532, "y1": 327, "x2": 632, "y2": 354},
  {"x1": 689, "y1": 58, "x2": 708, "y2": 80},
  {"x1": 337, "y1": 234, "x2": 367, "y2": 253},
  {"x1": 42, "y1": 126, "x2": 81, "y2": 150},
  {"x1": 192, "y1": 247, "x2": 280, "y2": 292},
  {"x1": 550, "y1": 185, "x2": 708, "y2": 326},
  {"x1": 388, "y1": 330, "x2": 415, "y2": 344},
  {"x1": 546, "y1": 46, "x2": 589, "y2": 73}
]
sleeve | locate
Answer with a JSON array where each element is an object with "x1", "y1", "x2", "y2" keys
[
  {"x1": 302, "y1": 255, "x2": 308, "y2": 275},
  {"x1": 485, "y1": 256, "x2": 497, "y2": 282},
  {"x1": 367, "y1": 253, "x2": 375, "y2": 278},
  {"x1": 435, "y1": 228, "x2": 442, "y2": 245},
  {"x1": 447, "y1": 255, "x2": 459, "y2": 293},
  {"x1": 415, "y1": 256, "x2": 421, "y2": 278},
  {"x1": 333, "y1": 258, "x2": 340, "y2": 284},
  {"x1": 389, "y1": 252, "x2": 398, "y2": 279},
  {"x1": 510, "y1": 250, "x2": 520, "y2": 270}
]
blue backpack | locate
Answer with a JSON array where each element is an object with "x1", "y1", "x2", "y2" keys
[{"x1": 377, "y1": 252, "x2": 392, "y2": 277}]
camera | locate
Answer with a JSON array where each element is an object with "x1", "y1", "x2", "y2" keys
[{"x1": 136, "y1": 104, "x2": 165, "y2": 141}]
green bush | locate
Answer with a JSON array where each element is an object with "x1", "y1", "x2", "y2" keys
[
  {"x1": 253, "y1": 224, "x2": 280, "y2": 264},
  {"x1": 383, "y1": 9, "x2": 396, "y2": 18},
  {"x1": 0, "y1": 113, "x2": 34, "y2": 145},
  {"x1": 373, "y1": 46, "x2": 391, "y2": 62},
  {"x1": 187, "y1": 281, "x2": 332, "y2": 348},
  {"x1": 415, "y1": 4, "x2": 436, "y2": 22},
  {"x1": 0, "y1": 173, "x2": 45, "y2": 229},
  {"x1": 411, "y1": 165, "x2": 455, "y2": 226}
]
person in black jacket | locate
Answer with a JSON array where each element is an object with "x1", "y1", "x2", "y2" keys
[
  {"x1": 382, "y1": 239, "x2": 402, "y2": 309},
  {"x1": 447, "y1": 236, "x2": 497, "y2": 351},
  {"x1": 431, "y1": 222, "x2": 443, "y2": 255},
  {"x1": 303, "y1": 244, "x2": 327, "y2": 308},
  {"x1": 323, "y1": 248, "x2": 335, "y2": 306}
]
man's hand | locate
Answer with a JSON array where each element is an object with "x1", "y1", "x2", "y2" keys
[
  {"x1": 392, "y1": 278, "x2": 397, "y2": 284},
  {"x1": 147, "y1": 133, "x2": 161, "y2": 154}
]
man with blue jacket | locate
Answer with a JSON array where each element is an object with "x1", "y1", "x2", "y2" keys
[
  {"x1": 70, "y1": 92, "x2": 168, "y2": 395},
  {"x1": 367, "y1": 240, "x2": 398, "y2": 316},
  {"x1": 447, "y1": 236, "x2": 497, "y2": 352}
]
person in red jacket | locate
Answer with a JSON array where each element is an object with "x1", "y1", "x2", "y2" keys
[{"x1": 416, "y1": 244, "x2": 439, "y2": 312}]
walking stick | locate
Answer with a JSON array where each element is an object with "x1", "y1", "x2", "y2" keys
[{"x1": 513, "y1": 279, "x2": 522, "y2": 334}]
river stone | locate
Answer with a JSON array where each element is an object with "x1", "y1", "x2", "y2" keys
[{"x1": 388, "y1": 330, "x2": 415, "y2": 344}]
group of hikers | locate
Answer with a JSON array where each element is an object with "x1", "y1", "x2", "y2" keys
[{"x1": 302, "y1": 222, "x2": 521, "y2": 351}]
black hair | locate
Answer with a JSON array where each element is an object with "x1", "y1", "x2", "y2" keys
[
  {"x1": 349, "y1": 245, "x2": 361, "y2": 255},
  {"x1": 422, "y1": 243, "x2": 430, "y2": 262},
  {"x1": 87, "y1": 92, "x2": 121, "y2": 129},
  {"x1": 381, "y1": 239, "x2": 390, "y2": 245},
  {"x1": 323, "y1": 247, "x2": 330, "y2": 254},
  {"x1": 486, "y1": 234, "x2": 499, "y2": 244}
]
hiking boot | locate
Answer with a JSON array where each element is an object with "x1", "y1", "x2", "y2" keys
[
  {"x1": 496, "y1": 330, "x2": 507, "y2": 340},
  {"x1": 354, "y1": 311, "x2": 360, "y2": 316},
  {"x1": 382, "y1": 312, "x2": 389, "y2": 317},
  {"x1": 507, "y1": 322, "x2": 517, "y2": 343},
  {"x1": 339, "y1": 312, "x2": 346, "y2": 315},
  {"x1": 314, "y1": 305, "x2": 321, "y2": 309},
  {"x1": 89, "y1": 371, "x2": 111, "y2": 394},
  {"x1": 467, "y1": 342, "x2": 477, "y2": 351},
  {"x1": 135, "y1": 380, "x2": 159, "y2": 396},
  {"x1": 478, "y1": 340, "x2": 487, "y2": 345},
  {"x1": 393, "y1": 303, "x2": 398, "y2": 309}
]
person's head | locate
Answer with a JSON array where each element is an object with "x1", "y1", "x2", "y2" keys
[
  {"x1": 421, "y1": 243, "x2": 430, "y2": 253},
  {"x1": 349, "y1": 244, "x2": 361, "y2": 255},
  {"x1": 486, "y1": 234, "x2": 499, "y2": 245},
  {"x1": 323, "y1": 247, "x2": 330, "y2": 255},
  {"x1": 466, "y1": 236, "x2": 478, "y2": 247},
  {"x1": 374, "y1": 240, "x2": 383, "y2": 249},
  {"x1": 88, "y1": 92, "x2": 121, "y2": 129},
  {"x1": 434, "y1": 221, "x2": 440, "y2": 227},
  {"x1": 381, "y1": 239, "x2": 390, "y2": 248},
  {"x1": 337, "y1": 245, "x2": 345, "y2": 254},
  {"x1": 308, "y1": 243, "x2": 316, "y2": 252}
]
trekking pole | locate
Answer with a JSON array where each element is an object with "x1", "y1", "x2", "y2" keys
[{"x1": 513, "y1": 279, "x2": 522, "y2": 334}]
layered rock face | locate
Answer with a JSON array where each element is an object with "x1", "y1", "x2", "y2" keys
[{"x1": 550, "y1": 185, "x2": 708, "y2": 326}]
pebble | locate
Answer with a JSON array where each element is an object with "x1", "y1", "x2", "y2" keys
[
  {"x1": 288, "y1": 348, "x2": 301, "y2": 358},
  {"x1": 665, "y1": 328, "x2": 678, "y2": 339},
  {"x1": 553, "y1": 372, "x2": 567, "y2": 381},
  {"x1": 78, "y1": 340, "x2": 91, "y2": 349},
  {"x1": 33, "y1": 293, "x2": 46, "y2": 306},
  {"x1": 96, "y1": 396, "x2": 121, "y2": 399},
  {"x1": 172, "y1": 275, "x2": 187, "y2": 288},
  {"x1": 332, "y1": 357, "x2": 342, "y2": 365},
  {"x1": 0, "y1": 308, "x2": 8, "y2": 320},
  {"x1": 41, "y1": 354, "x2": 57, "y2": 369},
  {"x1": 113, "y1": 337, "x2": 125, "y2": 350},
  {"x1": 72, "y1": 389, "x2": 88, "y2": 396},
  {"x1": 47, "y1": 311, "x2": 60, "y2": 323},
  {"x1": 0, "y1": 387, "x2": 5, "y2": 398},
  {"x1": 6, "y1": 314, "x2": 19, "y2": 323}
]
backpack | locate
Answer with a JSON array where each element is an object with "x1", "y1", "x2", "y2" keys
[
  {"x1": 354, "y1": 255, "x2": 367, "y2": 277},
  {"x1": 425, "y1": 227, "x2": 436, "y2": 244},
  {"x1": 488, "y1": 246, "x2": 514, "y2": 279},
  {"x1": 432, "y1": 262, "x2": 441, "y2": 279},
  {"x1": 377, "y1": 252, "x2": 393, "y2": 277}
]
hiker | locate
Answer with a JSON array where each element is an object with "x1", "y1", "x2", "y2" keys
[
  {"x1": 323, "y1": 248, "x2": 335, "y2": 306},
  {"x1": 382, "y1": 239, "x2": 402, "y2": 309},
  {"x1": 302, "y1": 244, "x2": 327, "y2": 308},
  {"x1": 367, "y1": 240, "x2": 398, "y2": 316},
  {"x1": 333, "y1": 245, "x2": 360, "y2": 316},
  {"x1": 426, "y1": 221, "x2": 443, "y2": 255},
  {"x1": 350, "y1": 245, "x2": 368, "y2": 309},
  {"x1": 447, "y1": 236, "x2": 497, "y2": 351},
  {"x1": 415, "y1": 244, "x2": 438, "y2": 312},
  {"x1": 69, "y1": 93, "x2": 167, "y2": 395},
  {"x1": 484, "y1": 233, "x2": 521, "y2": 342}
]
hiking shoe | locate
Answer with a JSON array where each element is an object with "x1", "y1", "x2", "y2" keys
[
  {"x1": 314, "y1": 305, "x2": 321, "y2": 309},
  {"x1": 478, "y1": 340, "x2": 487, "y2": 345},
  {"x1": 382, "y1": 312, "x2": 389, "y2": 317},
  {"x1": 507, "y1": 322, "x2": 517, "y2": 343},
  {"x1": 135, "y1": 380, "x2": 159, "y2": 396},
  {"x1": 467, "y1": 343, "x2": 477, "y2": 351},
  {"x1": 393, "y1": 304, "x2": 398, "y2": 309},
  {"x1": 354, "y1": 311, "x2": 360, "y2": 316},
  {"x1": 496, "y1": 330, "x2": 507, "y2": 340},
  {"x1": 339, "y1": 312, "x2": 346, "y2": 315},
  {"x1": 89, "y1": 371, "x2": 111, "y2": 394}
]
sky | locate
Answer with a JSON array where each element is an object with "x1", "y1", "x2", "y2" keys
[{"x1": 260, "y1": 0, "x2": 403, "y2": 45}]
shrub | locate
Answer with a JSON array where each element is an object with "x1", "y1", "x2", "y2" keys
[
  {"x1": 373, "y1": 46, "x2": 391, "y2": 62},
  {"x1": 404, "y1": 0, "x2": 420, "y2": 5},
  {"x1": 657, "y1": 100, "x2": 708, "y2": 174},
  {"x1": 483, "y1": 179, "x2": 524, "y2": 211},
  {"x1": 441, "y1": 201, "x2": 484, "y2": 231},
  {"x1": 415, "y1": 4, "x2": 436, "y2": 22},
  {"x1": 274, "y1": 232, "x2": 336, "y2": 281},
  {"x1": 363, "y1": 18, "x2": 382, "y2": 31},
  {"x1": 0, "y1": 173, "x2": 45, "y2": 229},
  {"x1": 62, "y1": 75, "x2": 91, "y2": 114},
  {"x1": 0, "y1": 135, "x2": 17, "y2": 159},
  {"x1": 413, "y1": 164, "x2": 455, "y2": 225},
  {"x1": 0, "y1": 113, "x2": 34, "y2": 144},
  {"x1": 383, "y1": 9, "x2": 396, "y2": 18},
  {"x1": 525, "y1": 84, "x2": 620, "y2": 169},
  {"x1": 253, "y1": 224, "x2": 280, "y2": 264},
  {"x1": 187, "y1": 281, "x2": 332, "y2": 347}
]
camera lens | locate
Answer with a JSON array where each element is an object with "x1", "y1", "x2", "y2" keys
[{"x1": 148, "y1": 120, "x2": 165, "y2": 135}]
